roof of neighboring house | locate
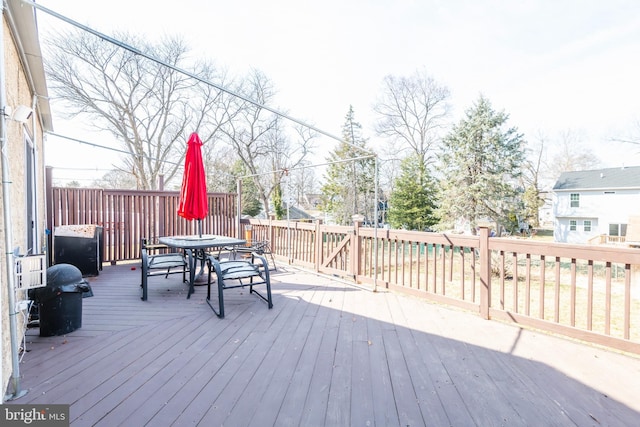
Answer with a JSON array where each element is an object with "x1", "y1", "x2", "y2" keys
[
  {"x1": 256, "y1": 204, "x2": 316, "y2": 220},
  {"x1": 553, "y1": 166, "x2": 640, "y2": 191},
  {"x1": 5, "y1": 0, "x2": 53, "y2": 131}
]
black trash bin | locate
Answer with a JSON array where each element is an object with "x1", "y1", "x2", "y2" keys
[{"x1": 30, "y1": 264, "x2": 93, "y2": 337}]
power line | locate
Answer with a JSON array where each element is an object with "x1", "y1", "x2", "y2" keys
[
  {"x1": 26, "y1": 0, "x2": 378, "y2": 159},
  {"x1": 52, "y1": 177, "x2": 109, "y2": 182},
  {"x1": 240, "y1": 154, "x2": 376, "y2": 179},
  {"x1": 23, "y1": 0, "x2": 360, "y2": 151},
  {"x1": 48, "y1": 166, "x2": 113, "y2": 172},
  {"x1": 47, "y1": 132, "x2": 181, "y2": 166}
]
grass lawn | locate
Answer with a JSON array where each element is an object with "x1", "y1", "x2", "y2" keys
[{"x1": 532, "y1": 228, "x2": 554, "y2": 241}]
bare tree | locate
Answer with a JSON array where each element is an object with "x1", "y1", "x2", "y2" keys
[
  {"x1": 610, "y1": 118, "x2": 640, "y2": 158},
  {"x1": 543, "y1": 130, "x2": 601, "y2": 183},
  {"x1": 288, "y1": 161, "x2": 317, "y2": 208},
  {"x1": 90, "y1": 169, "x2": 137, "y2": 190},
  {"x1": 221, "y1": 69, "x2": 315, "y2": 216},
  {"x1": 202, "y1": 145, "x2": 237, "y2": 193},
  {"x1": 44, "y1": 29, "x2": 231, "y2": 189},
  {"x1": 374, "y1": 68, "x2": 451, "y2": 165},
  {"x1": 520, "y1": 132, "x2": 548, "y2": 227},
  {"x1": 377, "y1": 156, "x2": 402, "y2": 199}
]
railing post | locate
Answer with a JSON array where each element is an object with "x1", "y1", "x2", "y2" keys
[
  {"x1": 479, "y1": 226, "x2": 490, "y2": 319},
  {"x1": 158, "y1": 175, "x2": 165, "y2": 238},
  {"x1": 315, "y1": 220, "x2": 322, "y2": 273},
  {"x1": 352, "y1": 215, "x2": 364, "y2": 281},
  {"x1": 268, "y1": 216, "x2": 275, "y2": 258},
  {"x1": 236, "y1": 179, "x2": 242, "y2": 239}
]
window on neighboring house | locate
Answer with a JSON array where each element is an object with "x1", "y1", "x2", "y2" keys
[
  {"x1": 570, "y1": 220, "x2": 577, "y2": 231},
  {"x1": 570, "y1": 193, "x2": 579, "y2": 207},
  {"x1": 583, "y1": 220, "x2": 591, "y2": 232},
  {"x1": 609, "y1": 223, "x2": 628, "y2": 236}
]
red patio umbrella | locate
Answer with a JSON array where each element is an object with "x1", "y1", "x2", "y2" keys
[{"x1": 178, "y1": 132, "x2": 208, "y2": 236}]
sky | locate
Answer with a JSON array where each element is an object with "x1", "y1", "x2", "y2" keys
[{"x1": 36, "y1": 0, "x2": 640, "y2": 185}]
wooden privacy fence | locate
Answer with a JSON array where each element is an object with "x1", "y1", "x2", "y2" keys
[
  {"x1": 47, "y1": 186, "x2": 237, "y2": 264},
  {"x1": 244, "y1": 218, "x2": 640, "y2": 355}
]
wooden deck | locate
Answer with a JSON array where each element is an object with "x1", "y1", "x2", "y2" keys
[{"x1": 15, "y1": 262, "x2": 640, "y2": 426}]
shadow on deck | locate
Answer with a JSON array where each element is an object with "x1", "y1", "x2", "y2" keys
[{"x1": 12, "y1": 262, "x2": 640, "y2": 426}]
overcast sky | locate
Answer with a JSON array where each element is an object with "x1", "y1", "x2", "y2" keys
[{"x1": 38, "y1": 0, "x2": 640, "y2": 183}]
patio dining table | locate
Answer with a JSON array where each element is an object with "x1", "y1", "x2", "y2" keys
[{"x1": 158, "y1": 234, "x2": 246, "y2": 298}]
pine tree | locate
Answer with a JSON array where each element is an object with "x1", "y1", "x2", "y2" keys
[
  {"x1": 320, "y1": 106, "x2": 376, "y2": 225},
  {"x1": 229, "y1": 160, "x2": 262, "y2": 217},
  {"x1": 388, "y1": 155, "x2": 437, "y2": 230},
  {"x1": 438, "y1": 96, "x2": 525, "y2": 233},
  {"x1": 272, "y1": 183, "x2": 285, "y2": 220}
]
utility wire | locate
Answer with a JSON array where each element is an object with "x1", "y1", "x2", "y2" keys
[
  {"x1": 48, "y1": 166, "x2": 115, "y2": 172},
  {"x1": 23, "y1": 0, "x2": 370, "y2": 153},
  {"x1": 240, "y1": 154, "x2": 376, "y2": 179},
  {"x1": 47, "y1": 132, "x2": 181, "y2": 166}
]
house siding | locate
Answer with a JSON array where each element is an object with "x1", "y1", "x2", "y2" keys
[{"x1": 553, "y1": 189, "x2": 640, "y2": 243}]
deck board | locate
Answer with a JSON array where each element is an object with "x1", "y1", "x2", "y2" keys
[
  {"x1": 350, "y1": 313, "x2": 375, "y2": 427},
  {"x1": 365, "y1": 291, "x2": 402, "y2": 426},
  {"x1": 14, "y1": 263, "x2": 640, "y2": 426},
  {"x1": 206, "y1": 292, "x2": 304, "y2": 426},
  {"x1": 228, "y1": 285, "x2": 323, "y2": 426},
  {"x1": 80, "y1": 315, "x2": 212, "y2": 425},
  {"x1": 325, "y1": 289, "x2": 354, "y2": 427},
  {"x1": 252, "y1": 285, "x2": 324, "y2": 423},
  {"x1": 270, "y1": 286, "x2": 333, "y2": 427},
  {"x1": 298, "y1": 283, "x2": 346, "y2": 427},
  {"x1": 139, "y1": 306, "x2": 261, "y2": 426}
]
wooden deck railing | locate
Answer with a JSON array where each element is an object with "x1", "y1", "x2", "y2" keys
[
  {"x1": 43, "y1": 172, "x2": 640, "y2": 355},
  {"x1": 244, "y1": 218, "x2": 640, "y2": 355}
]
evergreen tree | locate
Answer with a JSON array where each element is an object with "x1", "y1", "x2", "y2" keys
[
  {"x1": 272, "y1": 183, "x2": 285, "y2": 220},
  {"x1": 229, "y1": 160, "x2": 262, "y2": 217},
  {"x1": 388, "y1": 155, "x2": 437, "y2": 230},
  {"x1": 438, "y1": 96, "x2": 525, "y2": 233},
  {"x1": 320, "y1": 106, "x2": 376, "y2": 225},
  {"x1": 241, "y1": 179, "x2": 262, "y2": 217}
]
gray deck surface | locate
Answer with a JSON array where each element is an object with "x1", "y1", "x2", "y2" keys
[{"x1": 14, "y1": 262, "x2": 640, "y2": 426}]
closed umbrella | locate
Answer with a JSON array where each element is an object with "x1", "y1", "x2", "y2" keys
[{"x1": 178, "y1": 132, "x2": 208, "y2": 236}]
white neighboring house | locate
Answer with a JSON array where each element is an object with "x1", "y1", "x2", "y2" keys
[{"x1": 552, "y1": 166, "x2": 640, "y2": 244}]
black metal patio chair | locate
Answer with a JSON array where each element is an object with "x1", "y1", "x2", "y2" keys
[
  {"x1": 229, "y1": 239, "x2": 276, "y2": 271},
  {"x1": 205, "y1": 252, "x2": 273, "y2": 318},
  {"x1": 140, "y1": 238, "x2": 190, "y2": 301}
]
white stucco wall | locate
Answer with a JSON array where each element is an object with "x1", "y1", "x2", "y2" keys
[{"x1": 1, "y1": 18, "x2": 47, "y2": 397}]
